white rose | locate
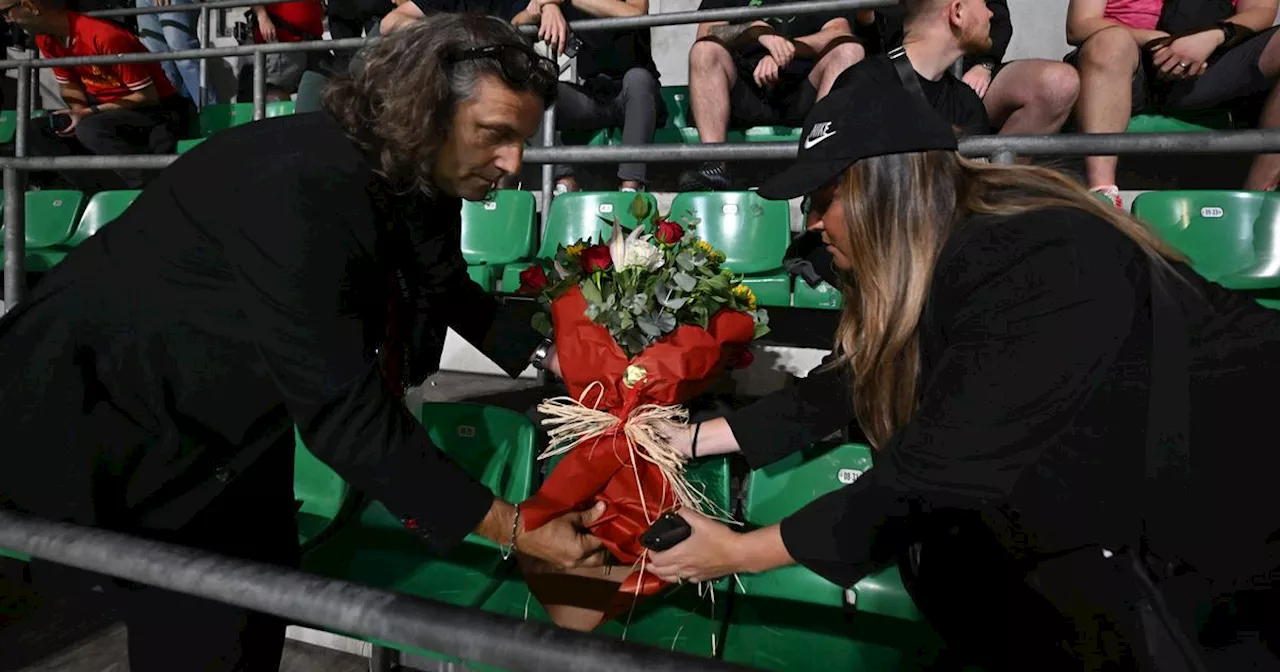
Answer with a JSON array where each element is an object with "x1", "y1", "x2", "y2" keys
[{"x1": 622, "y1": 239, "x2": 663, "y2": 271}]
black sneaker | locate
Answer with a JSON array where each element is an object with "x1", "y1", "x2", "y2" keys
[{"x1": 678, "y1": 162, "x2": 731, "y2": 192}]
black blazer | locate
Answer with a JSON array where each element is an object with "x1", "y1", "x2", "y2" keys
[
  {"x1": 736, "y1": 207, "x2": 1280, "y2": 588},
  {"x1": 0, "y1": 113, "x2": 543, "y2": 557}
]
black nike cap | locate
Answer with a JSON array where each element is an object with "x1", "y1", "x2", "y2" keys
[{"x1": 757, "y1": 64, "x2": 959, "y2": 201}]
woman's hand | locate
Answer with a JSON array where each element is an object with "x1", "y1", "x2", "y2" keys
[
  {"x1": 648, "y1": 510, "x2": 743, "y2": 583},
  {"x1": 538, "y1": 4, "x2": 568, "y2": 57},
  {"x1": 1151, "y1": 30, "x2": 1222, "y2": 80},
  {"x1": 961, "y1": 64, "x2": 993, "y2": 98}
]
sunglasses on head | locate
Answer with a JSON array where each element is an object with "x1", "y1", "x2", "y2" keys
[{"x1": 447, "y1": 44, "x2": 558, "y2": 86}]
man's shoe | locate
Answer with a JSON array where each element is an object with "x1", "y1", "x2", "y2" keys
[{"x1": 678, "y1": 162, "x2": 731, "y2": 192}]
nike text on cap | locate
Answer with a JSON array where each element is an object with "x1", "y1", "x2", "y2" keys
[{"x1": 757, "y1": 64, "x2": 959, "y2": 201}]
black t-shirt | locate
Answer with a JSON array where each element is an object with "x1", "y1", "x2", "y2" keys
[
  {"x1": 411, "y1": 0, "x2": 524, "y2": 21},
  {"x1": 563, "y1": 4, "x2": 656, "y2": 79},
  {"x1": 697, "y1": 0, "x2": 847, "y2": 63},
  {"x1": 834, "y1": 54, "x2": 991, "y2": 137}
]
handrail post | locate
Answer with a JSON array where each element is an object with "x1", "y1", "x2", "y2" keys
[
  {"x1": 199, "y1": 4, "x2": 210, "y2": 106},
  {"x1": 4, "y1": 64, "x2": 31, "y2": 314},
  {"x1": 252, "y1": 49, "x2": 265, "y2": 120},
  {"x1": 540, "y1": 104, "x2": 555, "y2": 232}
]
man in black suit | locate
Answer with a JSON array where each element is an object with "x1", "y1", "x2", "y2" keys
[{"x1": 0, "y1": 15, "x2": 603, "y2": 671}]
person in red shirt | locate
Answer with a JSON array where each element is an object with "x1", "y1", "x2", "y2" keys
[
  {"x1": 1, "y1": 0, "x2": 195, "y2": 191},
  {"x1": 239, "y1": 0, "x2": 325, "y2": 101}
]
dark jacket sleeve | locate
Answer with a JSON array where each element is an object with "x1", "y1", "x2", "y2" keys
[
  {"x1": 406, "y1": 212, "x2": 545, "y2": 379},
  {"x1": 778, "y1": 215, "x2": 1141, "y2": 587},
  {"x1": 221, "y1": 168, "x2": 495, "y2": 557},
  {"x1": 725, "y1": 354, "x2": 857, "y2": 470},
  {"x1": 964, "y1": 0, "x2": 1012, "y2": 70}
]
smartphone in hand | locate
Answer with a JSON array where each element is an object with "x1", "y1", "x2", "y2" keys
[{"x1": 641, "y1": 511, "x2": 692, "y2": 552}]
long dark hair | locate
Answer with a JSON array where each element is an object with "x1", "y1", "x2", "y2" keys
[
  {"x1": 830, "y1": 152, "x2": 1185, "y2": 449},
  {"x1": 322, "y1": 14, "x2": 558, "y2": 196}
]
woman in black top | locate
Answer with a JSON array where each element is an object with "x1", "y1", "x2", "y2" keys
[{"x1": 650, "y1": 66, "x2": 1280, "y2": 669}]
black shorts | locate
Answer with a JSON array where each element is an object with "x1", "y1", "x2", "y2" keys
[
  {"x1": 1065, "y1": 25, "x2": 1280, "y2": 115},
  {"x1": 729, "y1": 52, "x2": 820, "y2": 129}
]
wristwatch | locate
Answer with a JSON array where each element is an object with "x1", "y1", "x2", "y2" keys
[{"x1": 529, "y1": 338, "x2": 553, "y2": 370}]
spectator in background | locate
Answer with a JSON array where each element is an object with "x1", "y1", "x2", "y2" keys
[
  {"x1": 240, "y1": 0, "x2": 325, "y2": 102},
  {"x1": 863, "y1": 0, "x2": 1078, "y2": 137},
  {"x1": 678, "y1": 0, "x2": 865, "y2": 191},
  {"x1": 380, "y1": 0, "x2": 523, "y2": 33},
  {"x1": 2, "y1": 0, "x2": 194, "y2": 191},
  {"x1": 326, "y1": 0, "x2": 392, "y2": 71},
  {"x1": 512, "y1": 0, "x2": 664, "y2": 193},
  {"x1": 1066, "y1": 0, "x2": 1280, "y2": 206},
  {"x1": 134, "y1": 0, "x2": 204, "y2": 105}
]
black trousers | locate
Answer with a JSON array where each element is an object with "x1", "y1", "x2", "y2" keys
[
  {"x1": 27, "y1": 445, "x2": 300, "y2": 672},
  {"x1": 24, "y1": 95, "x2": 195, "y2": 192}
]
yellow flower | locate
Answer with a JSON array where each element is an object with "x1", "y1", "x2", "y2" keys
[
  {"x1": 694, "y1": 239, "x2": 716, "y2": 256},
  {"x1": 565, "y1": 243, "x2": 586, "y2": 261},
  {"x1": 733, "y1": 284, "x2": 757, "y2": 311}
]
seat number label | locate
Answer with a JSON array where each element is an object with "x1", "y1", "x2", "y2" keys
[
  {"x1": 1201, "y1": 207, "x2": 1224, "y2": 218},
  {"x1": 483, "y1": 201, "x2": 498, "y2": 211},
  {"x1": 457, "y1": 425, "x2": 476, "y2": 438},
  {"x1": 837, "y1": 468, "x2": 863, "y2": 485},
  {"x1": 599, "y1": 204, "x2": 614, "y2": 214},
  {"x1": 722, "y1": 204, "x2": 739, "y2": 215}
]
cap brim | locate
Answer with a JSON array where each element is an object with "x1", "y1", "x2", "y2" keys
[{"x1": 756, "y1": 158, "x2": 853, "y2": 201}]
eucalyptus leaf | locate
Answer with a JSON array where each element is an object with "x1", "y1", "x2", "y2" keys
[
  {"x1": 637, "y1": 314, "x2": 661, "y2": 338},
  {"x1": 580, "y1": 279, "x2": 604, "y2": 305},
  {"x1": 673, "y1": 271, "x2": 697, "y2": 292},
  {"x1": 654, "y1": 311, "x2": 677, "y2": 334},
  {"x1": 676, "y1": 254, "x2": 696, "y2": 272}
]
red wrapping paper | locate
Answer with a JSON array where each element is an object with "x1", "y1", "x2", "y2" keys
[{"x1": 519, "y1": 285, "x2": 756, "y2": 619}]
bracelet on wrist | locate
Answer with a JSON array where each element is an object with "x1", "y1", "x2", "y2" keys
[
  {"x1": 691, "y1": 422, "x2": 701, "y2": 459},
  {"x1": 501, "y1": 504, "x2": 521, "y2": 560}
]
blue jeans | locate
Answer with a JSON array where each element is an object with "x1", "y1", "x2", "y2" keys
[{"x1": 135, "y1": 0, "x2": 204, "y2": 105}]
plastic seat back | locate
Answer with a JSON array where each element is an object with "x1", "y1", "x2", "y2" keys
[
  {"x1": 66, "y1": 190, "x2": 139, "y2": 247},
  {"x1": 199, "y1": 102, "x2": 253, "y2": 136},
  {"x1": 538, "y1": 191, "x2": 657, "y2": 258},
  {"x1": 2, "y1": 190, "x2": 85, "y2": 249},
  {"x1": 1133, "y1": 190, "x2": 1280, "y2": 289},
  {"x1": 265, "y1": 100, "x2": 295, "y2": 118},
  {"x1": 670, "y1": 192, "x2": 791, "y2": 274},
  {"x1": 294, "y1": 428, "x2": 349, "y2": 546},
  {"x1": 661, "y1": 86, "x2": 689, "y2": 129},
  {"x1": 461, "y1": 190, "x2": 536, "y2": 266},
  {"x1": 295, "y1": 71, "x2": 329, "y2": 114}
]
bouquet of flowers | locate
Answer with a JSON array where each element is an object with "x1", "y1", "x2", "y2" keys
[{"x1": 515, "y1": 196, "x2": 769, "y2": 622}]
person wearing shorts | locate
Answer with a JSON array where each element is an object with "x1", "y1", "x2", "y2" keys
[
  {"x1": 243, "y1": 0, "x2": 325, "y2": 101},
  {"x1": 1066, "y1": 0, "x2": 1280, "y2": 205},
  {"x1": 678, "y1": 0, "x2": 866, "y2": 191}
]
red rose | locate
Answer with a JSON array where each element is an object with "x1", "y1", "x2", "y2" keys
[
  {"x1": 654, "y1": 219, "x2": 685, "y2": 245},
  {"x1": 518, "y1": 265, "x2": 549, "y2": 294},
  {"x1": 728, "y1": 346, "x2": 755, "y2": 370},
  {"x1": 579, "y1": 244, "x2": 613, "y2": 273}
]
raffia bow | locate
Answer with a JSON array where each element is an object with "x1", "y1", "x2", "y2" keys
[{"x1": 536, "y1": 381, "x2": 731, "y2": 524}]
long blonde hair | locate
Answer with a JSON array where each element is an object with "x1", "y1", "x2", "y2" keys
[{"x1": 831, "y1": 152, "x2": 1183, "y2": 449}]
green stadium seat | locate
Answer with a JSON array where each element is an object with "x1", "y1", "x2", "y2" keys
[
  {"x1": 0, "y1": 190, "x2": 86, "y2": 272},
  {"x1": 1126, "y1": 110, "x2": 1235, "y2": 133},
  {"x1": 199, "y1": 102, "x2": 253, "y2": 136},
  {"x1": 293, "y1": 427, "x2": 349, "y2": 549},
  {"x1": 265, "y1": 100, "x2": 295, "y2": 118},
  {"x1": 722, "y1": 442, "x2": 941, "y2": 671},
  {"x1": 176, "y1": 138, "x2": 205, "y2": 154},
  {"x1": 462, "y1": 190, "x2": 536, "y2": 291},
  {"x1": 500, "y1": 191, "x2": 658, "y2": 291},
  {"x1": 65, "y1": 190, "x2": 139, "y2": 247},
  {"x1": 295, "y1": 71, "x2": 330, "y2": 114},
  {"x1": 792, "y1": 279, "x2": 842, "y2": 309},
  {"x1": 744, "y1": 126, "x2": 801, "y2": 143},
  {"x1": 661, "y1": 86, "x2": 689, "y2": 130},
  {"x1": 670, "y1": 191, "x2": 792, "y2": 307},
  {"x1": 468, "y1": 456, "x2": 735, "y2": 669},
  {"x1": 1133, "y1": 190, "x2": 1280, "y2": 290},
  {"x1": 0, "y1": 108, "x2": 47, "y2": 145},
  {"x1": 301, "y1": 402, "x2": 538, "y2": 663}
]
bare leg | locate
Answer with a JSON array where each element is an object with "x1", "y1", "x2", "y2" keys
[
  {"x1": 518, "y1": 553, "x2": 639, "y2": 631},
  {"x1": 688, "y1": 41, "x2": 738, "y2": 143},
  {"x1": 1245, "y1": 31, "x2": 1280, "y2": 191},
  {"x1": 985, "y1": 59, "x2": 1080, "y2": 135},
  {"x1": 806, "y1": 41, "x2": 866, "y2": 99},
  {"x1": 1074, "y1": 26, "x2": 1142, "y2": 188}
]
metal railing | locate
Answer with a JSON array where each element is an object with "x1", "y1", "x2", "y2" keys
[{"x1": 0, "y1": 509, "x2": 754, "y2": 672}]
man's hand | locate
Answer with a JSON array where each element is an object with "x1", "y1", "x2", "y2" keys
[
  {"x1": 52, "y1": 106, "x2": 92, "y2": 137},
  {"x1": 757, "y1": 33, "x2": 795, "y2": 70},
  {"x1": 517, "y1": 501, "x2": 608, "y2": 570},
  {"x1": 962, "y1": 64, "x2": 993, "y2": 98},
  {"x1": 538, "y1": 3, "x2": 568, "y2": 56},
  {"x1": 1151, "y1": 29, "x2": 1221, "y2": 80},
  {"x1": 753, "y1": 54, "x2": 781, "y2": 88},
  {"x1": 255, "y1": 8, "x2": 278, "y2": 42}
]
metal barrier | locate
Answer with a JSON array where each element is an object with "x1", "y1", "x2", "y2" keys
[{"x1": 0, "y1": 509, "x2": 755, "y2": 672}]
